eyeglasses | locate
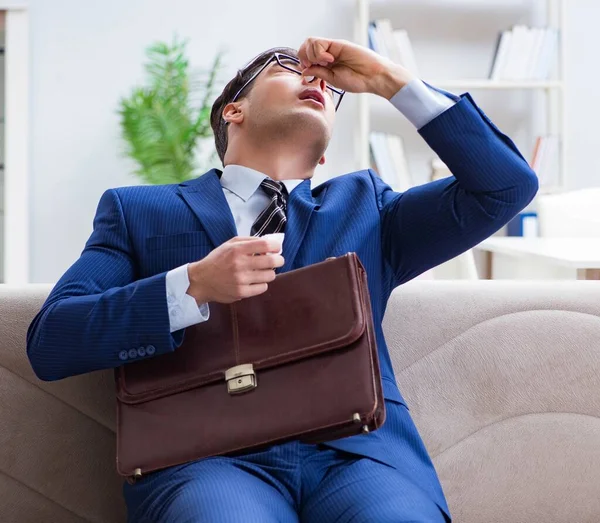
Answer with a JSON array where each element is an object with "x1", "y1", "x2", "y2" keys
[{"x1": 228, "y1": 52, "x2": 345, "y2": 115}]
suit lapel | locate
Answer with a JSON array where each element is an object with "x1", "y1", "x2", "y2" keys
[
  {"x1": 179, "y1": 169, "x2": 316, "y2": 267},
  {"x1": 281, "y1": 179, "x2": 316, "y2": 272},
  {"x1": 178, "y1": 169, "x2": 237, "y2": 248}
]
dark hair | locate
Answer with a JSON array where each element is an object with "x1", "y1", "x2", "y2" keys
[{"x1": 210, "y1": 47, "x2": 299, "y2": 165}]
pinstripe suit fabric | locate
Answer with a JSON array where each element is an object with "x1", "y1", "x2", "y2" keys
[{"x1": 27, "y1": 92, "x2": 538, "y2": 522}]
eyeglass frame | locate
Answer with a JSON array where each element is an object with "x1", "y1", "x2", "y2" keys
[{"x1": 226, "y1": 52, "x2": 345, "y2": 120}]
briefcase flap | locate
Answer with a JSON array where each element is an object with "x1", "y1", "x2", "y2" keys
[{"x1": 116, "y1": 254, "x2": 368, "y2": 405}]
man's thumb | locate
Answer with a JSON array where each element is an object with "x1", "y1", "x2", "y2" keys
[{"x1": 302, "y1": 65, "x2": 334, "y2": 84}]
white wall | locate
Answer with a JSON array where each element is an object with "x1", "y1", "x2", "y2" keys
[
  {"x1": 564, "y1": 0, "x2": 600, "y2": 190},
  {"x1": 28, "y1": 0, "x2": 356, "y2": 282},
  {"x1": 3, "y1": 6, "x2": 30, "y2": 284},
  {"x1": 26, "y1": 0, "x2": 600, "y2": 282}
]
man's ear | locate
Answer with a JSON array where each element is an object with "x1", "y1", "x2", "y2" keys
[
  {"x1": 318, "y1": 155, "x2": 326, "y2": 165},
  {"x1": 222, "y1": 102, "x2": 244, "y2": 125}
]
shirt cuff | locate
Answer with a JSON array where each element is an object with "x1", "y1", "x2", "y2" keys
[
  {"x1": 389, "y1": 79, "x2": 456, "y2": 130},
  {"x1": 166, "y1": 263, "x2": 210, "y2": 333}
]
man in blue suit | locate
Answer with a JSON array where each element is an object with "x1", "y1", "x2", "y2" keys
[{"x1": 27, "y1": 37, "x2": 538, "y2": 522}]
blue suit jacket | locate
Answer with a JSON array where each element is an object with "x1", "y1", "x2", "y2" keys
[{"x1": 27, "y1": 93, "x2": 537, "y2": 516}]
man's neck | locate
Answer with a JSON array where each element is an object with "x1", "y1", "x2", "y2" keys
[{"x1": 224, "y1": 140, "x2": 320, "y2": 182}]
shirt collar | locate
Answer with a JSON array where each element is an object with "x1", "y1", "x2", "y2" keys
[{"x1": 221, "y1": 164, "x2": 304, "y2": 201}]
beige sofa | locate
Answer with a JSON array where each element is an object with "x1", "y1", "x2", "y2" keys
[{"x1": 2, "y1": 281, "x2": 600, "y2": 522}]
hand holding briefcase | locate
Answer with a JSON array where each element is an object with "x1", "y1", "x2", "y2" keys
[{"x1": 115, "y1": 252, "x2": 385, "y2": 480}]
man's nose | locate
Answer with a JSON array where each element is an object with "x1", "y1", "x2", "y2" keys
[{"x1": 302, "y1": 74, "x2": 327, "y2": 92}]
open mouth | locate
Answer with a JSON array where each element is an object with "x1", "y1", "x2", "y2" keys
[{"x1": 299, "y1": 89, "x2": 325, "y2": 108}]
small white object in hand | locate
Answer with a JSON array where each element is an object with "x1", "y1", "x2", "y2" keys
[{"x1": 262, "y1": 233, "x2": 284, "y2": 254}]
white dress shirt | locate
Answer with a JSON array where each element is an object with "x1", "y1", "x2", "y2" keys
[{"x1": 166, "y1": 79, "x2": 456, "y2": 333}]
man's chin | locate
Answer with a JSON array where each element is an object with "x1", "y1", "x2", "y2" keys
[
  {"x1": 284, "y1": 107, "x2": 331, "y2": 136},
  {"x1": 254, "y1": 108, "x2": 331, "y2": 151}
]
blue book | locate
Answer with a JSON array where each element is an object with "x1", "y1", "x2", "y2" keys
[{"x1": 507, "y1": 212, "x2": 538, "y2": 237}]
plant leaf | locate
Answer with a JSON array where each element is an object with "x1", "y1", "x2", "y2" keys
[{"x1": 118, "y1": 36, "x2": 223, "y2": 183}]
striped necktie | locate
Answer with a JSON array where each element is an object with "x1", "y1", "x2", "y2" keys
[{"x1": 250, "y1": 179, "x2": 288, "y2": 237}]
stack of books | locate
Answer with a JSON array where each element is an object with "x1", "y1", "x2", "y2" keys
[
  {"x1": 368, "y1": 19, "x2": 419, "y2": 75},
  {"x1": 489, "y1": 26, "x2": 559, "y2": 81},
  {"x1": 369, "y1": 132, "x2": 412, "y2": 191}
]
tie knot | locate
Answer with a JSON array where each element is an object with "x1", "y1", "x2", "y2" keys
[
  {"x1": 260, "y1": 178, "x2": 287, "y2": 200},
  {"x1": 251, "y1": 178, "x2": 288, "y2": 237}
]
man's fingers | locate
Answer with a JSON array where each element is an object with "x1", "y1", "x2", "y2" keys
[
  {"x1": 299, "y1": 37, "x2": 336, "y2": 69},
  {"x1": 239, "y1": 283, "x2": 269, "y2": 299},
  {"x1": 235, "y1": 267, "x2": 276, "y2": 285},
  {"x1": 247, "y1": 254, "x2": 285, "y2": 271},
  {"x1": 302, "y1": 65, "x2": 335, "y2": 84},
  {"x1": 250, "y1": 269, "x2": 277, "y2": 284},
  {"x1": 314, "y1": 47, "x2": 335, "y2": 66},
  {"x1": 235, "y1": 264, "x2": 278, "y2": 285},
  {"x1": 227, "y1": 236, "x2": 256, "y2": 244},
  {"x1": 306, "y1": 38, "x2": 334, "y2": 64},
  {"x1": 236, "y1": 238, "x2": 282, "y2": 255},
  {"x1": 233, "y1": 267, "x2": 274, "y2": 289}
]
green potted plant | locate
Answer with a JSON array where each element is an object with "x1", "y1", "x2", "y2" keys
[{"x1": 118, "y1": 37, "x2": 223, "y2": 185}]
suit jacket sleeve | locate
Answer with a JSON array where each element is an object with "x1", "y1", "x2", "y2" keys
[
  {"x1": 374, "y1": 93, "x2": 539, "y2": 287},
  {"x1": 27, "y1": 189, "x2": 183, "y2": 381}
]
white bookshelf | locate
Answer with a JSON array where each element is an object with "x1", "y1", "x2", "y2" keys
[{"x1": 354, "y1": 0, "x2": 567, "y2": 194}]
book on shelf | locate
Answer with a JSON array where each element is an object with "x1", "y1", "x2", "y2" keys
[
  {"x1": 369, "y1": 132, "x2": 412, "y2": 191},
  {"x1": 489, "y1": 26, "x2": 558, "y2": 81},
  {"x1": 530, "y1": 135, "x2": 560, "y2": 187},
  {"x1": 369, "y1": 19, "x2": 419, "y2": 76}
]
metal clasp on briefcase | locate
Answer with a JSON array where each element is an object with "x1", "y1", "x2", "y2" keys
[{"x1": 225, "y1": 364, "x2": 257, "y2": 394}]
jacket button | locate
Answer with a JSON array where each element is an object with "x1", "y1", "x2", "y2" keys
[
  {"x1": 128, "y1": 348, "x2": 138, "y2": 359},
  {"x1": 137, "y1": 346, "x2": 146, "y2": 357},
  {"x1": 146, "y1": 345, "x2": 156, "y2": 356},
  {"x1": 119, "y1": 350, "x2": 128, "y2": 361}
]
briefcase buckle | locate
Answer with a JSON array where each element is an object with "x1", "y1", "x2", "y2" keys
[{"x1": 225, "y1": 364, "x2": 257, "y2": 394}]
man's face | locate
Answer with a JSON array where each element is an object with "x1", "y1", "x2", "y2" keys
[{"x1": 240, "y1": 56, "x2": 337, "y2": 149}]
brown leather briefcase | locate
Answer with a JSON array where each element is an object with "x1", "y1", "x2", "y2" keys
[{"x1": 115, "y1": 253, "x2": 385, "y2": 480}]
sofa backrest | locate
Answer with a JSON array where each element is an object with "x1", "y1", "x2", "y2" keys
[
  {"x1": 2, "y1": 281, "x2": 600, "y2": 522},
  {"x1": 384, "y1": 280, "x2": 600, "y2": 523}
]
